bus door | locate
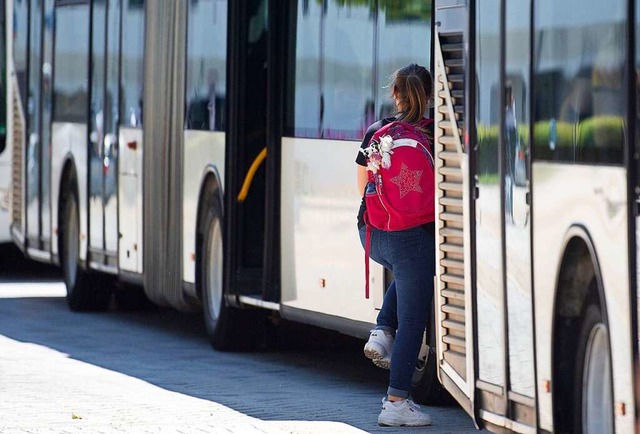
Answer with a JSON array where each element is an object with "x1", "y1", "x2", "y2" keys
[
  {"x1": 89, "y1": 0, "x2": 120, "y2": 270},
  {"x1": 25, "y1": 0, "x2": 54, "y2": 253},
  {"x1": 225, "y1": 0, "x2": 284, "y2": 302},
  {"x1": 472, "y1": 0, "x2": 535, "y2": 429}
]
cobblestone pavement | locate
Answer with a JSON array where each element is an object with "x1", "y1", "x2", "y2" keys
[{"x1": 0, "y1": 249, "x2": 480, "y2": 434}]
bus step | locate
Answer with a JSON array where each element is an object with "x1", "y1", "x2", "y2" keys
[
  {"x1": 441, "y1": 288, "x2": 465, "y2": 301},
  {"x1": 441, "y1": 257, "x2": 464, "y2": 270},
  {"x1": 441, "y1": 303, "x2": 465, "y2": 317},
  {"x1": 440, "y1": 242, "x2": 463, "y2": 254},
  {"x1": 439, "y1": 197, "x2": 463, "y2": 208},
  {"x1": 440, "y1": 227, "x2": 464, "y2": 239}
]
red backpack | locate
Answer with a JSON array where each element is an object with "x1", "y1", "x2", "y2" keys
[{"x1": 361, "y1": 119, "x2": 435, "y2": 298}]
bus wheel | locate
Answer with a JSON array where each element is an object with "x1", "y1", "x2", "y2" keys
[
  {"x1": 61, "y1": 190, "x2": 111, "y2": 311},
  {"x1": 411, "y1": 342, "x2": 451, "y2": 405},
  {"x1": 199, "y1": 196, "x2": 263, "y2": 351},
  {"x1": 574, "y1": 302, "x2": 613, "y2": 434}
]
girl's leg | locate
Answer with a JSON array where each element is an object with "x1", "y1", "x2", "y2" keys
[
  {"x1": 385, "y1": 228, "x2": 435, "y2": 398},
  {"x1": 359, "y1": 226, "x2": 396, "y2": 331},
  {"x1": 375, "y1": 280, "x2": 397, "y2": 332}
]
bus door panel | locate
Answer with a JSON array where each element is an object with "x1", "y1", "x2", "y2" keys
[
  {"x1": 89, "y1": 0, "x2": 107, "y2": 254},
  {"x1": 40, "y1": 0, "x2": 53, "y2": 247},
  {"x1": 26, "y1": 0, "x2": 42, "y2": 248},
  {"x1": 473, "y1": 0, "x2": 537, "y2": 427},
  {"x1": 503, "y1": 0, "x2": 535, "y2": 415},
  {"x1": 117, "y1": 127, "x2": 141, "y2": 273},
  {"x1": 473, "y1": 0, "x2": 508, "y2": 417},
  {"x1": 103, "y1": 0, "x2": 120, "y2": 254},
  {"x1": 117, "y1": 0, "x2": 144, "y2": 274},
  {"x1": 89, "y1": 0, "x2": 121, "y2": 265},
  {"x1": 225, "y1": 0, "x2": 269, "y2": 297}
]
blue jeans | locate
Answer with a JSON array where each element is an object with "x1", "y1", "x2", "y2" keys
[{"x1": 359, "y1": 225, "x2": 435, "y2": 398}]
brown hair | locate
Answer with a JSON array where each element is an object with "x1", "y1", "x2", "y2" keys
[{"x1": 388, "y1": 63, "x2": 433, "y2": 126}]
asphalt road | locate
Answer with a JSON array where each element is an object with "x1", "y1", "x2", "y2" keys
[{"x1": 0, "y1": 244, "x2": 480, "y2": 434}]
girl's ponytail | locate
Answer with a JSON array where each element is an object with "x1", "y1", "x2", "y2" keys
[{"x1": 388, "y1": 63, "x2": 433, "y2": 137}]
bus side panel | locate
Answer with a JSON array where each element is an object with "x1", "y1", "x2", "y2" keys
[
  {"x1": 182, "y1": 130, "x2": 225, "y2": 286},
  {"x1": 118, "y1": 126, "x2": 143, "y2": 273},
  {"x1": 50, "y1": 122, "x2": 88, "y2": 262},
  {"x1": 280, "y1": 136, "x2": 383, "y2": 324},
  {"x1": 533, "y1": 163, "x2": 632, "y2": 432}
]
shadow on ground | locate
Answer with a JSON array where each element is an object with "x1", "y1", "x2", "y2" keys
[{"x1": 0, "y1": 250, "x2": 475, "y2": 434}]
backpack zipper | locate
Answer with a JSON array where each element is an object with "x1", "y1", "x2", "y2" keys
[{"x1": 375, "y1": 180, "x2": 392, "y2": 230}]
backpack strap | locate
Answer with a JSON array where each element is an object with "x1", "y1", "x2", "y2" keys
[{"x1": 363, "y1": 211, "x2": 371, "y2": 299}]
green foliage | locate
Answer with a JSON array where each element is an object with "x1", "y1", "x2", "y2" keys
[
  {"x1": 577, "y1": 116, "x2": 624, "y2": 149},
  {"x1": 533, "y1": 120, "x2": 573, "y2": 149},
  {"x1": 322, "y1": 0, "x2": 432, "y2": 21}
]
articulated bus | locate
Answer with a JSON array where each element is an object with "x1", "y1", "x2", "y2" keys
[
  {"x1": 6, "y1": 0, "x2": 445, "y2": 404},
  {"x1": 9, "y1": 0, "x2": 640, "y2": 432},
  {"x1": 433, "y1": 0, "x2": 639, "y2": 432}
]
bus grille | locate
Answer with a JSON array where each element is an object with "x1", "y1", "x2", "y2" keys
[
  {"x1": 434, "y1": 31, "x2": 467, "y2": 380},
  {"x1": 10, "y1": 81, "x2": 24, "y2": 229}
]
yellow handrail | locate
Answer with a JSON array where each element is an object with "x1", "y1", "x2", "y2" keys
[{"x1": 237, "y1": 147, "x2": 267, "y2": 203}]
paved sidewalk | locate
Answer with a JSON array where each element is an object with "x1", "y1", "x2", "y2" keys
[{"x1": 0, "y1": 335, "x2": 366, "y2": 434}]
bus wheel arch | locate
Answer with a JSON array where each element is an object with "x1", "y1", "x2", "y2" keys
[
  {"x1": 58, "y1": 157, "x2": 111, "y2": 311},
  {"x1": 551, "y1": 229, "x2": 612, "y2": 433},
  {"x1": 196, "y1": 170, "x2": 263, "y2": 351}
]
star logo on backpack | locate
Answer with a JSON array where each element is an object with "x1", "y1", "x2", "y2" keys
[{"x1": 389, "y1": 163, "x2": 423, "y2": 199}]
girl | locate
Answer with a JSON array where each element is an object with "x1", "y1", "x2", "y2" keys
[{"x1": 355, "y1": 63, "x2": 435, "y2": 427}]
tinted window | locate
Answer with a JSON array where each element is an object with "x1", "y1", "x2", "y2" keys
[
  {"x1": 14, "y1": 0, "x2": 28, "y2": 115},
  {"x1": 285, "y1": 0, "x2": 432, "y2": 140},
  {"x1": 185, "y1": 0, "x2": 227, "y2": 131},
  {"x1": 121, "y1": 0, "x2": 144, "y2": 127},
  {"x1": 53, "y1": 4, "x2": 89, "y2": 123},
  {"x1": 534, "y1": 0, "x2": 626, "y2": 164},
  {"x1": 474, "y1": 0, "x2": 504, "y2": 387}
]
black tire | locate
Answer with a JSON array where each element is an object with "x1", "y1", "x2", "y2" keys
[
  {"x1": 60, "y1": 188, "x2": 112, "y2": 311},
  {"x1": 412, "y1": 300, "x2": 453, "y2": 405},
  {"x1": 573, "y1": 302, "x2": 613, "y2": 434},
  {"x1": 198, "y1": 195, "x2": 264, "y2": 351}
]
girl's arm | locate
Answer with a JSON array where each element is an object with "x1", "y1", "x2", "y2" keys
[{"x1": 357, "y1": 165, "x2": 368, "y2": 196}]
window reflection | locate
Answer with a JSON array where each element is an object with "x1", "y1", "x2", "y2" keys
[
  {"x1": 474, "y1": 0, "x2": 504, "y2": 387},
  {"x1": 534, "y1": 0, "x2": 626, "y2": 164},
  {"x1": 13, "y1": 0, "x2": 28, "y2": 115},
  {"x1": 185, "y1": 0, "x2": 227, "y2": 132},
  {"x1": 286, "y1": 0, "x2": 432, "y2": 140},
  {"x1": 53, "y1": 4, "x2": 89, "y2": 123},
  {"x1": 121, "y1": 0, "x2": 144, "y2": 128}
]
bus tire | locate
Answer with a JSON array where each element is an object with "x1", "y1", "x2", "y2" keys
[
  {"x1": 199, "y1": 195, "x2": 264, "y2": 351},
  {"x1": 60, "y1": 188, "x2": 111, "y2": 311},
  {"x1": 573, "y1": 301, "x2": 613, "y2": 434}
]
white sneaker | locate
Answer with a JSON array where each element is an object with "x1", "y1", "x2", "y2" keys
[
  {"x1": 364, "y1": 329, "x2": 394, "y2": 370},
  {"x1": 378, "y1": 397, "x2": 432, "y2": 427}
]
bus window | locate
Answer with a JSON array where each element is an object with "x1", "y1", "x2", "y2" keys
[
  {"x1": 13, "y1": 0, "x2": 28, "y2": 119},
  {"x1": 285, "y1": 0, "x2": 432, "y2": 140},
  {"x1": 534, "y1": 0, "x2": 626, "y2": 165},
  {"x1": 474, "y1": 0, "x2": 504, "y2": 389},
  {"x1": 121, "y1": 0, "x2": 144, "y2": 128},
  {"x1": 52, "y1": 5, "x2": 89, "y2": 123},
  {"x1": 185, "y1": 0, "x2": 227, "y2": 132},
  {"x1": 376, "y1": 2, "x2": 432, "y2": 120}
]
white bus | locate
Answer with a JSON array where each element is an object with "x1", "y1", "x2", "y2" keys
[
  {"x1": 7, "y1": 0, "x2": 445, "y2": 402},
  {"x1": 433, "y1": 0, "x2": 639, "y2": 432}
]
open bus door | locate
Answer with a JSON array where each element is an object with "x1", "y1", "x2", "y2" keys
[
  {"x1": 225, "y1": 0, "x2": 285, "y2": 307},
  {"x1": 433, "y1": 0, "x2": 475, "y2": 420},
  {"x1": 435, "y1": 1, "x2": 537, "y2": 430}
]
